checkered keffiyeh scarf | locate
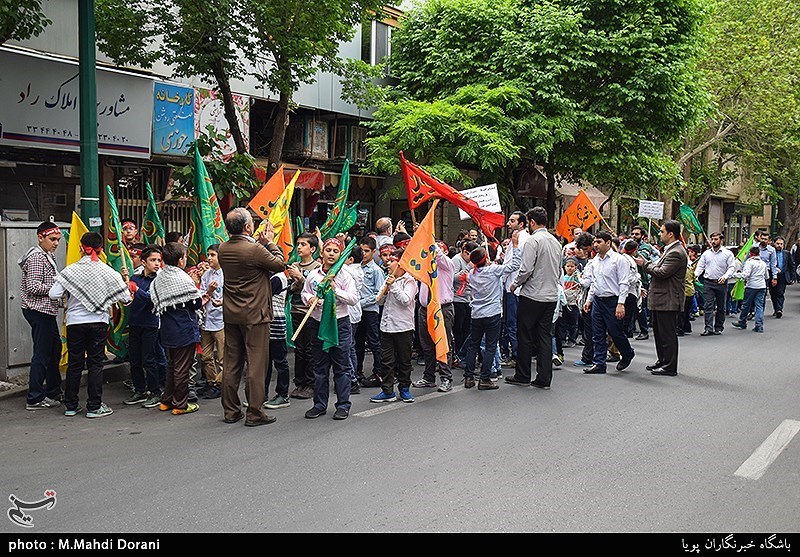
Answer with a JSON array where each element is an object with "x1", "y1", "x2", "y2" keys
[
  {"x1": 55, "y1": 256, "x2": 130, "y2": 313},
  {"x1": 150, "y1": 265, "x2": 200, "y2": 315}
]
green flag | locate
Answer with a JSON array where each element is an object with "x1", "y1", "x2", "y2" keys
[
  {"x1": 678, "y1": 204, "x2": 704, "y2": 236},
  {"x1": 731, "y1": 233, "x2": 755, "y2": 301},
  {"x1": 316, "y1": 238, "x2": 357, "y2": 352},
  {"x1": 142, "y1": 183, "x2": 165, "y2": 244},
  {"x1": 105, "y1": 185, "x2": 134, "y2": 359},
  {"x1": 187, "y1": 146, "x2": 228, "y2": 266},
  {"x1": 319, "y1": 159, "x2": 356, "y2": 240}
]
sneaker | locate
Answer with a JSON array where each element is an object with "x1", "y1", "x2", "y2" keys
[
  {"x1": 172, "y1": 402, "x2": 199, "y2": 415},
  {"x1": 451, "y1": 358, "x2": 463, "y2": 369},
  {"x1": 398, "y1": 388, "x2": 415, "y2": 403},
  {"x1": 635, "y1": 333, "x2": 649, "y2": 340},
  {"x1": 200, "y1": 386, "x2": 221, "y2": 399},
  {"x1": 564, "y1": 340, "x2": 577, "y2": 348},
  {"x1": 142, "y1": 395, "x2": 162, "y2": 408},
  {"x1": 504, "y1": 376, "x2": 529, "y2": 386},
  {"x1": 752, "y1": 326, "x2": 764, "y2": 333},
  {"x1": 438, "y1": 378, "x2": 453, "y2": 392},
  {"x1": 26, "y1": 397, "x2": 61, "y2": 410},
  {"x1": 412, "y1": 378, "x2": 437, "y2": 388},
  {"x1": 305, "y1": 406, "x2": 327, "y2": 419},
  {"x1": 292, "y1": 386, "x2": 313, "y2": 400},
  {"x1": 416, "y1": 356, "x2": 425, "y2": 366},
  {"x1": 500, "y1": 358, "x2": 516, "y2": 368},
  {"x1": 478, "y1": 379, "x2": 499, "y2": 390},
  {"x1": 370, "y1": 391, "x2": 397, "y2": 403},
  {"x1": 289, "y1": 386, "x2": 305, "y2": 399},
  {"x1": 573, "y1": 359, "x2": 592, "y2": 367},
  {"x1": 86, "y1": 403, "x2": 113, "y2": 419},
  {"x1": 158, "y1": 402, "x2": 173, "y2": 411},
  {"x1": 731, "y1": 321, "x2": 746, "y2": 329},
  {"x1": 552, "y1": 355, "x2": 564, "y2": 367},
  {"x1": 350, "y1": 382, "x2": 361, "y2": 394},
  {"x1": 464, "y1": 377, "x2": 476, "y2": 389},
  {"x1": 776, "y1": 311, "x2": 783, "y2": 319},
  {"x1": 123, "y1": 379, "x2": 135, "y2": 391},
  {"x1": 64, "y1": 406, "x2": 82, "y2": 417},
  {"x1": 360, "y1": 374, "x2": 382, "y2": 388},
  {"x1": 333, "y1": 407, "x2": 349, "y2": 420},
  {"x1": 606, "y1": 353, "x2": 621, "y2": 363},
  {"x1": 123, "y1": 392, "x2": 149, "y2": 405},
  {"x1": 264, "y1": 395, "x2": 291, "y2": 409},
  {"x1": 188, "y1": 390, "x2": 198, "y2": 403}
]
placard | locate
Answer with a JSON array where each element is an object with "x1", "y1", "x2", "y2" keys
[
  {"x1": 152, "y1": 83, "x2": 194, "y2": 156},
  {"x1": 638, "y1": 200, "x2": 664, "y2": 219},
  {"x1": 458, "y1": 183, "x2": 502, "y2": 220}
]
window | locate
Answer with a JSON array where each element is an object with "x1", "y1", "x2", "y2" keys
[
  {"x1": 361, "y1": 21, "x2": 392, "y2": 66},
  {"x1": 351, "y1": 126, "x2": 368, "y2": 162}
]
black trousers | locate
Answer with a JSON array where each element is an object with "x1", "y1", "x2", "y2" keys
[
  {"x1": 514, "y1": 297, "x2": 557, "y2": 386},
  {"x1": 381, "y1": 330, "x2": 414, "y2": 392},
  {"x1": 702, "y1": 279, "x2": 727, "y2": 333},
  {"x1": 418, "y1": 302, "x2": 454, "y2": 382},
  {"x1": 355, "y1": 310, "x2": 382, "y2": 378},
  {"x1": 22, "y1": 308, "x2": 62, "y2": 404},
  {"x1": 652, "y1": 310, "x2": 679, "y2": 373},
  {"x1": 291, "y1": 311, "x2": 315, "y2": 389},
  {"x1": 453, "y1": 302, "x2": 471, "y2": 360},
  {"x1": 769, "y1": 274, "x2": 787, "y2": 313},
  {"x1": 678, "y1": 295, "x2": 694, "y2": 334},
  {"x1": 580, "y1": 309, "x2": 594, "y2": 364},
  {"x1": 64, "y1": 322, "x2": 108, "y2": 412}
]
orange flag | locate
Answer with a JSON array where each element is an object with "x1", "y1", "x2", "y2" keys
[
  {"x1": 399, "y1": 200, "x2": 449, "y2": 363},
  {"x1": 248, "y1": 165, "x2": 285, "y2": 219},
  {"x1": 555, "y1": 190, "x2": 601, "y2": 241}
]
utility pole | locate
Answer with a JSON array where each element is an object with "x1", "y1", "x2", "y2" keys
[{"x1": 78, "y1": 0, "x2": 100, "y2": 231}]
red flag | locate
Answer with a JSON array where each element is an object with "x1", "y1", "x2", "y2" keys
[{"x1": 399, "y1": 152, "x2": 505, "y2": 242}]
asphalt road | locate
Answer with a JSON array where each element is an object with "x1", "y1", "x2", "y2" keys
[{"x1": 2, "y1": 289, "x2": 799, "y2": 534}]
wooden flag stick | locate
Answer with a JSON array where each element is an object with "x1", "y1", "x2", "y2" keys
[{"x1": 290, "y1": 296, "x2": 320, "y2": 342}]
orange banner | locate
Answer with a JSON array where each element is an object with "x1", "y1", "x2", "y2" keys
[
  {"x1": 555, "y1": 190, "x2": 601, "y2": 241},
  {"x1": 399, "y1": 200, "x2": 449, "y2": 363},
  {"x1": 248, "y1": 165, "x2": 285, "y2": 219}
]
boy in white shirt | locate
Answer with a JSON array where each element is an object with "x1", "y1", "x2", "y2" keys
[
  {"x1": 731, "y1": 246, "x2": 769, "y2": 333},
  {"x1": 343, "y1": 246, "x2": 365, "y2": 394},
  {"x1": 372, "y1": 249, "x2": 418, "y2": 403}
]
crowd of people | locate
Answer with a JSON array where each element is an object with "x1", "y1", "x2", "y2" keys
[{"x1": 19, "y1": 206, "x2": 798, "y2": 423}]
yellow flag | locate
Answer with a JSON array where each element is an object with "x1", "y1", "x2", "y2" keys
[{"x1": 399, "y1": 200, "x2": 449, "y2": 363}]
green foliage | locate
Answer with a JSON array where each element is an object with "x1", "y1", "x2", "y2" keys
[
  {"x1": 0, "y1": 0, "x2": 51, "y2": 45},
  {"x1": 366, "y1": 0, "x2": 710, "y2": 204},
  {"x1": 171, "y1": 126, "x2": 258, "y2": 202}
]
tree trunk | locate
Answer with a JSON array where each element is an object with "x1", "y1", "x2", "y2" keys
[
  {"x1": 544, "y1": 163, "x2": 556, "y2": 228},
  {"x1": 209, "y1": 59, "x2": 248, "y2": 155},
  {"x1": 267, "y1": 92, "x2": 291, "y2": 178},
  {"x1": 779, "y1": 191, "x2": 800, "y2": 242}
]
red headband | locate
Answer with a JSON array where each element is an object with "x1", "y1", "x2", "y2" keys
[
  {"x1": 323, "y1": 237, "x2": 345, "y2": 252},
  {"x1": 128, "y1": 248, "x2": 143, "y2": 257},
  {"x1": 394, "y1": 239, "x2": 411, "y2": 250},
  {"x1": 39, "y1": 226, "x2": 61, "y2": 238},
  {"x1": 122, "y1": 222, "x2": 137, "y2": 231},
  {"x1": 379, "y1": 244, "x2": 395, "y2": 255},
  {"x1": 81, "y1": 244, "x2": 102, "y2": 262},
  {"x1": 472, "y1": 252, "x2": 488, "y2": 272}
]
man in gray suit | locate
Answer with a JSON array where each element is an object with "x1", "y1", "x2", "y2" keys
[{"x1": 634, "y1": 220, "x2": 688, "y2": 376}]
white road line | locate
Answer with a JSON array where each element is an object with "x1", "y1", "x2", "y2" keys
[
  {"x1": 353, "y1": 386, "x2": 464, "y2": 417},
  {"x1": 734, "y1": 419, "x2": 800, "y2": 480}
]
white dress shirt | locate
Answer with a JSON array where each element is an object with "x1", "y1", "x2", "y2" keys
[
  {"x1": 587, "y1": 250, "x2": 632, "y2": 304},
  {"x1": 694, "y1": 247, "x2": 735, "y2": 281}
]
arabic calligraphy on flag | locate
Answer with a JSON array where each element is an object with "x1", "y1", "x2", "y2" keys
[{"x1": 555, "y1": 190, "x2": 602, "y2": 241}]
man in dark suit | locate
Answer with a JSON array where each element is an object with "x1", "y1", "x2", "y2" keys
[
  {"x1": 634, "y1": 220, "x2": 688, "y2": 376},
  {"x1": 770, "y1": 236, "x2": 795, "y2": 318},
  {"x1": 218, "y1": 208, "x2": 285, "y2": 426}
]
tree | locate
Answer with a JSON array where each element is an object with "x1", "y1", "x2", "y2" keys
[
  {"x1": 96, "y1": 0, "x2": 383, "y2": 185},
  {"x1": 365, "y1": 0, "x2": 709, "y2": 224},
  {"x1": 0, "y1": 0, "x2": 51, "y2": 46},
  {"x1": 677, "y1": 0, "x2": 800, "y2": 236}
]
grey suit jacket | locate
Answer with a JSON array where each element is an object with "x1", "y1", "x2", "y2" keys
[{"x1": 643, "y1": 241, "x2": 688, "y2": 312}]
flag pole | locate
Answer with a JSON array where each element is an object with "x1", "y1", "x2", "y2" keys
[{"x1": 290, "y1": 297, "x2": 319, "y2": 342}]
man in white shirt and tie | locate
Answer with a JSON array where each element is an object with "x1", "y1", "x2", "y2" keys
[
  {"x1": 693, "y1": 232, "x2": 735, "y2": 335},
  {"x1": 582, "y1": 231, "x2": 635, "y2": 374}
]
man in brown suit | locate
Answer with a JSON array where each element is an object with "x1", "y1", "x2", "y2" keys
[
  {"x1": 218, "y1": 208, "x2": 285, "y2": 425},
  {"x1": 635, "y1": 219, "x2": 688, "y2": 376}
]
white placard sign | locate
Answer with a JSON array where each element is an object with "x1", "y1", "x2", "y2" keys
[
  {"x1": 0, "y1": 50, "x2": 154, "y2": 158},
  {"x1": 458, "y1": 183, "x2": 502, "y2": 220},
  {"x1": 638, "y1": 200, "x2": 664, "y2": 219}
]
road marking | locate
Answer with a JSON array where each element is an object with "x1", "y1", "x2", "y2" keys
[
  {"x1": 734, "y1": 419, "x2": 800, "y2": 480},
  {"x1": 353, "y1": 386, "x2": 463, "y2": 417}
]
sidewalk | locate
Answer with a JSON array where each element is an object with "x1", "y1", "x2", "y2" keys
[{"x1": 0, "y1": 361, "x2": 130, "y2": 403}]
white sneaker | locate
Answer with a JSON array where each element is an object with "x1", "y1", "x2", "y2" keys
[
  {"x1": 26, "y1": 397, "x2": 61, "y2": 410},
  {"x1": 437, "y1": 378, "x2": 453, "y2": 392},
  {"x1": 86, "y1": 403, "x2": 113, "y2": 419}
]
